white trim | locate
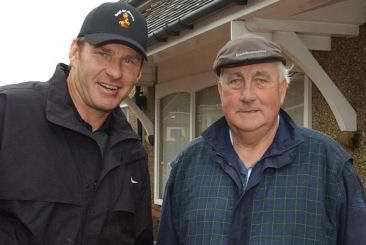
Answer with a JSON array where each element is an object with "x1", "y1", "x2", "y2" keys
[
  {"x1": 147, "y1": 0, "x2": 344, "y2": 56},
  {"x1": 296, "y1": 34, "x2": 331, "y2": 51},
  {"x1": 190, "y1": 93, "x2": 196, "y2": 141},
  {"x1": 303, "y1": 76, "x2": 312, "y2": 128},
  {"x1": 119, "y1": 103, "x2": 129, "y2": 121},
  {"x1": 245, "y1": 18, "x2": 359, "y2": 36},
  {"x1": 273, "y1": 31, "x2": 357, "y2": 131},
  {"x1": 230, "y1": 21, "x2": 331, "y2": 51},
  {"x1": 154, "y1": 98, "x2": 161, "y2": 205},
  {"x1": 147, "y1": 0, "x2": 282, "y2": 56}
]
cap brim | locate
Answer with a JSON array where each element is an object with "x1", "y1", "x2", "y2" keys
[
  {"x1": 83, "y1": 33, "x2": 147, "y2": 60},
  {"x1": 214, "y1": 56, "x2": 286, "y2": 76}
]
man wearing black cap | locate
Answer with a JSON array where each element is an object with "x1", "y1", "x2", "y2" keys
[
  {"x1": 0, "y1": 1, "x2": 153, "y2": 245},
  {"x1": 157, "y1": 34, "x2": 366, "y2": 245}
]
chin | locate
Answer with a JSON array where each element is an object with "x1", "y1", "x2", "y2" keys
[
  {"x1": 232, "y1": 120, "x2": 263, "y2": 132},
  {"x1": 95, "y1": 102, "x2": 120, "y2": 112}
]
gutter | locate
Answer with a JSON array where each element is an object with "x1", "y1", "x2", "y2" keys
[
  {"x1": 127, "y1": 0, "x2": 146, "y2": 7},
  {"x1": 147, "y1": 0, "x2": 247, "y2": 46}
]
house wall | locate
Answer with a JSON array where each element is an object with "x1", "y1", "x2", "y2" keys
[
  {"x1": 311, "y1": 23, "x2": 366, "y2": 186},
  {"x1": 128, "y1": 23, "x2": 366, "y2": 239},
  {"x1": 157, "y1": 24, "x2": 229, "y2": 84}
]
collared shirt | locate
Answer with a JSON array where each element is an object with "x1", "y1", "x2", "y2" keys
[
  {"x1": 64, "y1": 68, "x2": 112, "y2": 204},
  {"x1": 228, "y1": 129, "x2": 252, "y2": 190}
]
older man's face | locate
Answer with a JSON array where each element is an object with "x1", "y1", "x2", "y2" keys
[{"x1": 218, "y1": 62, "x2": 288, "y2": 135}]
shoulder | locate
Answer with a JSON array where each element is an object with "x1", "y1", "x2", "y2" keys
[
  {"x1": 169, "y1": 136, "x2": 215, "y2": 180},
  {"x1": 171, "y1": 136, "x2": 210, "y2": 163},
  {"x1": 0, "y1": 81, "x2": 48, "y2": 103},
  {"x1": 296, "y1": 126, "x2": 351, "y2": 165}
]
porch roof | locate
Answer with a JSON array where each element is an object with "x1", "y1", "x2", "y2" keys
[{"x1": 124, "y1": 0, "x2": 247, "y2": 46}]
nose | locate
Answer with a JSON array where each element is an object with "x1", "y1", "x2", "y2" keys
[
  {"x1": 105, "y1": 59, "x2": 123, "y2": 79},
  {"x1": 239, "y1": 81, "x2": 256, "y2": 103}
]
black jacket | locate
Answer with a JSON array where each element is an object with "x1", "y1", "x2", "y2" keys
[{"x1": 0, "y1": 64, "x2": 153, "y2": 245}]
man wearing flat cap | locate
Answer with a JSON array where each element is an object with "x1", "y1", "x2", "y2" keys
[
  {"x1": 0, "y1": 1, "x2": 153, "y2": 244},
  {"x1": 157, "y1": 33, "x2": 366, "y2": 245}
]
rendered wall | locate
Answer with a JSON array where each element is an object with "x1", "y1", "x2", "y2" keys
[{"x1": 312, "y1": 24, "x2": 366, "y2": 186}]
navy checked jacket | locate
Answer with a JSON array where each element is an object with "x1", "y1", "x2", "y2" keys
[{"x1": 157, "y1": 110, "x2": 366, "y2": 245}]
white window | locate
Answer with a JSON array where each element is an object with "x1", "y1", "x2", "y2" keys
[
  {"x1": 196, "y1": 85, "x2": 223, "y2": 136},
  {"x1": 282, "y1": 73, "x2": 312, "y2": 127},
  {"x1": 157, "y1": 92, "x2": 190, "y2": 200}
]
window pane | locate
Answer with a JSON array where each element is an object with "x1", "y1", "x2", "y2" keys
[
  {"x1": 159, "y1": 92, "x2": 190, "y2": 199},
  {"x1": 196, "y1": 85, "x2": 223, "y2": 136},
  {"x1": 283, "y1": 74, "x2": 304, "y2": 126}
]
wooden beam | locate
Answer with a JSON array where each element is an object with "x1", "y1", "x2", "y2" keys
[
  {"x1": 297, "y1": 34, "x2": 331, "y2": 51},
  {"x1": 273, "y1": 31, "x2": 357, "y2": 131},
  {"x1": 246, "y1": 18, "x2": 359, "y2": 36},
  {"x1": 231, "y1": 20, "x2": 331, "y2": 51},
  {"x1": 250, "y1": 0, "x2": 344, "y2": 18},
  {"x1": 123, "y1": 97, "x2": 155, "y2": 136}
]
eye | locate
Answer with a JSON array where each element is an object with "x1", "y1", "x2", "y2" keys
[
  {"x1": 122, "y1": 57, "x2": 136, "y2": 64},
  {"x1": 226, "y1": 78, "x2": 242, "y2": 89},
  {"x1": 254, "y1": 77, "x2": 270, "y2": 87},
  {"x1": 122, "y1": 57, "x2": 141, "y2": 66}
]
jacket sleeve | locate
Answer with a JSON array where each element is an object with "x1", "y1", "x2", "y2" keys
[
  {"x1": 0, "y1": 93, "x2": 5, "y2": 150},
  {"x1": 0, "y1": 94, "x2": 18, "y2": 244},
  {"x1": 0, "y1": 212, "x2": 31, "y2": 245},
  {"x1": 338, "y1": 159, "x2": 366, "y2": 245},
  {"x1": 134, "y1": 154, "x2": 154, "y2": 245},
  {"x1": 157, "y1": 165, "x2": 179, "y2": 245}
]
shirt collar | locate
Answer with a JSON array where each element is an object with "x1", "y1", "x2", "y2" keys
[{"x1": 202, "y1": 109, "x2": 304, "y2": 168}]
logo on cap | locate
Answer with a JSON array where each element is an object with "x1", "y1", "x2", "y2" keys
[{"x1": 115, "y1": 9, "x2": 134, "y2": 28}]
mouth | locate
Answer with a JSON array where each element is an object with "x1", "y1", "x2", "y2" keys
[
  {"x1": 97, "y1": 82, "x2": 121, "y2": 91},
  {"x1": 239, "y1": 109, "x2": 260, "y2": 114}
]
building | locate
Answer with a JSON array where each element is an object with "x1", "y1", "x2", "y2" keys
[{"x1": 121, "y1": 0, "x2": 366, "y2": 230}]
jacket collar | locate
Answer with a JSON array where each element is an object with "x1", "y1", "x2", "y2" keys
[
  {"x1": 202, "y1": 109, "x2": 304, "y2": 169},
  {"x1": 45, "y1": 63, "x2": 138, "y2": 145}
]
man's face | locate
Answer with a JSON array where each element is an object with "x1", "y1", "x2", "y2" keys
[
  {"x1": 218, "y1": 62, "x2": 288, "y2": 134},
  {"x1": 68, "y1": 40, "x2": 142, "y2": 114}
]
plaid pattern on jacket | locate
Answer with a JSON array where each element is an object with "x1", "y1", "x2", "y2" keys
[{"x1": 157, "y1": 110, "x2": 366, "y2": 245}]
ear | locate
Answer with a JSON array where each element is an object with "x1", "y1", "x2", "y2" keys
[
  {"x1": 217, "y1": 80, "x2": 224, "y2": 101},
  {"x1": 137, "y1": 67, "x2": 143, "y2": 82},
  {"x1": 135, "y1": 61, "x2": 144, "y2": 83},
  {"x1": 279, "y1": 79, "x2": 288, "y2": 105},
  {"x1": 69, "y1": 39, "x2": 80, "y2": 67}
]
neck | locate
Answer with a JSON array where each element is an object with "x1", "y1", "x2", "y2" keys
[
  {"x1": 230, "y1": 118, "x2": 279, "y2": 168},
  {"x1": 66, "y1": 76, "x2": 109, "y2": 131}
]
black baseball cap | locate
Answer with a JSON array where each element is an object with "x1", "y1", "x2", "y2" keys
[
  {"x1": 78, "y1": 1, "x2": 148, "y2": 59},
  {"x1": 213, "y1": 33, "x2": 286, "y2": 75}
]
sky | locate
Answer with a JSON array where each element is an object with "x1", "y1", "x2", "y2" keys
[{"x1": 0, "y1": 0, "x2": 107, "y2": 86}]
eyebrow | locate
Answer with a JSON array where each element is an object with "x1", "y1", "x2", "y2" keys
[
  {"x1": 253, "y1": 70, "x2": 272, "y2": 80},
  {"x1": 97, "y1": 46, "x2": 113, "y2": 54},
  {"x1": 222, "y1": 71, "x2": 242, "y2": 78},
  {"x1": 94, "y1": 46, "x2": 142, "y2": 61}
]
